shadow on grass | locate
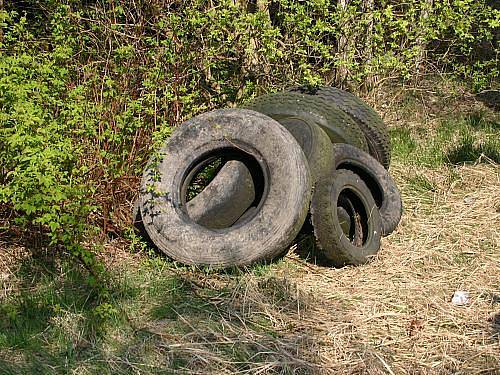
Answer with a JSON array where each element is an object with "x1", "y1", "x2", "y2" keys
[
  {"x1": 291, "y1": 218, "x2": 336, "y2": 268},
  {"x1": 464, "y1": 111, "x2": 500, "y2": 131},
  {"x1": 0, "y1": 247, "x2": 322, "y2": 374},
  {"x1": 446, "y1": 137, "x2": 500, "y2": 164},
  {"x1": 0, "y1": 254, "x2": 125, "y2": 373},
  {"x1": 476, "y1": 90, "x2": 500, "y2": 112}
]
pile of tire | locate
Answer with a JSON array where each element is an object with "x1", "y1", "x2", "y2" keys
[{"x1": 135, "y1": 86, "x2": 402, "y2": 267}]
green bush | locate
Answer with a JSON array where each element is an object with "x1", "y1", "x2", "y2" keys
[{"x1": 0, "y1": 9, "x2": 97, "y2": 267}]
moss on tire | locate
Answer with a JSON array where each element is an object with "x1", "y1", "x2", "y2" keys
[
  {"x1": 244, "y1": 91, "x2": 369, "y2": 155},
  {"x1": 290, "y1": 86, "x2": 391, "y2": 169}
]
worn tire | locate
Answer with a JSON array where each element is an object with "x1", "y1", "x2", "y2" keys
[
  {"x1": 290, "y1": 86, "x2": 391, "y2": 168},
  {"x1": 244, "y1": 92, "x2": 369, "y2": 156},
  {"x1": 332, "y1": 143, "x2": 402, "y2": 236},
  {"x1": 311, "y1": 169, "x2": 383, "y2": 266},
  {"x1": 139, "y1": 109, "x2": 312, "y2": 267},
  {"x1": 133, "y1": 105, "x2": 332, "y2": 236}
]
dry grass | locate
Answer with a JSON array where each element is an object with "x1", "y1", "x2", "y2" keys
[
  {"x1": 77, "y1": 161, "x2": 498, "y2": 374},
  {"x1": 277, "y1": 162, "x2": 500, "y2": 374}
]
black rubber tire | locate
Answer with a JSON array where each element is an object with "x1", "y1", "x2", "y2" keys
[
  {"x1": 139, "y1": 108, "x2": 312, "y2": 267},
  {"x1": 163, "y1": 95, "x2": 334, "y2": 234},
  {"x1": 332, "y1": 143, "x2": 402, "y2": 236},
  {"x1": 244, "y1": 92, "x2": 369, "y2": 157},
  {"x1": 290, "y1": 86, "x2": 391, "y2": 169},
  {"x1": 311, "y1": 169, "x2": 383, "y2": 266}
]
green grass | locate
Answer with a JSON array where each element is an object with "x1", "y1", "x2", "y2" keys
[
  {"x1": 406, "y1": 173, "x2": 436, "y2": 194},
  {"x1": 0, "y1": 251, "x2": 300, "y2": 374},
  {"x1": 390, "y1": 110, "x2": 500, "y2": 167}
]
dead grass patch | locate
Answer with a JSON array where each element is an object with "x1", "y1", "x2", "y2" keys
[{"x1": 280, "y1": 162, "x2": 500, "y2": 373}]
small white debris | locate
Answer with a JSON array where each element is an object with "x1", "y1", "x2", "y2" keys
[
  {"x1": 463, "y1": 196, "x2": 475, "y2": 205},
  {"x1": 452, "y1": 291, "x2": 470, "y2": 306}
]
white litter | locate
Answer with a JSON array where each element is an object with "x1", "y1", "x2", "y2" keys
[
  {"x1": 463, "y1": 196, "x2": 476, "y2": 205},
  {"x1": 451, "y1": 291, "x2": 470, "y2": 306}
]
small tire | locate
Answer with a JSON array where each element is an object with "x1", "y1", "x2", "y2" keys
[
  {"x1": 139, "y1": 109, "x2": 311, "y2": 267},
  {"x1": 311, "y1": 169, "x2": 383, "y2": 266},
  {"x1": 332, "y1": 143, "x2": 402, "y2": 236},
  {"x1": 290, "y1": 86, "x2": 391, "y2": 168}
]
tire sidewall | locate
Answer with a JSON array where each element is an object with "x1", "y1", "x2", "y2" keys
[{"x1": 140, "y1": 109, "x2": 312, "y2": 266}]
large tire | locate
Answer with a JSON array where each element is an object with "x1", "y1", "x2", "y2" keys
[
  {"x1": 156, "y1": 93, "x2": 334, "y2": 234},
  {"x1": 290, "y1": 86, "x2": 391, "y2": 169},
  {"x1": 311, "y1": 169, "x2": 383, "y2": 266},
  {"x1": 332, "y1": 143, "x2": 402, "y2": 236},
  {"x1": 139, "y1": 109, "x2": 311, "y2": 267},
  {"x1": 133, "y1": 94, "x2": 334, "y2": 236},
  {"x1": 244, "y1": 92, "x2": 369, "y2": 157}
]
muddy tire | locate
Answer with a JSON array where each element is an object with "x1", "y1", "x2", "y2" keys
[
  {"x1": 311, "y1": 169, "x2": 383, "y2": 266},
  {"x1": 332, "y1": 143, "x2": 402, "y2": 236},
  {"x1": 134, "y1": 97, "x2": 332, "y2": 239},
  {"x1": 290, "y1": 86, "x2": 391, "y2": 168},
  {"x1": 139, "y1": 109, "x2": 311, "y2": 267},
  {"x1": 171, "y1": 93, "x2": 334, "y2": 234}
]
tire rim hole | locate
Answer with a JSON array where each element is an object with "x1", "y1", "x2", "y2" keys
[
  {"x1": 337, "y1": 189, "x2": 370, "y2": 246},
  {"x1": 180, "y1": 146, "x2": 268, "y2": 230},
  {"x1": 185, "y1": 157, "x2": 224, "y2": 202},
  {"x1": 337, "y1": 162, "x2": 383, "y2": 207},
  {"x1": 337, "y1": 197, "x2": 354, "y2": 241}
]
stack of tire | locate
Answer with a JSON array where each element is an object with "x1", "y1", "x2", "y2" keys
[{"x1": 135, "y1": 86, "x2": 402, "y2": 267}]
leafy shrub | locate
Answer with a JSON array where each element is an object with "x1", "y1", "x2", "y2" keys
[{"x1": 0, "y1": 9, "x2": 98, "y2": 268}]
